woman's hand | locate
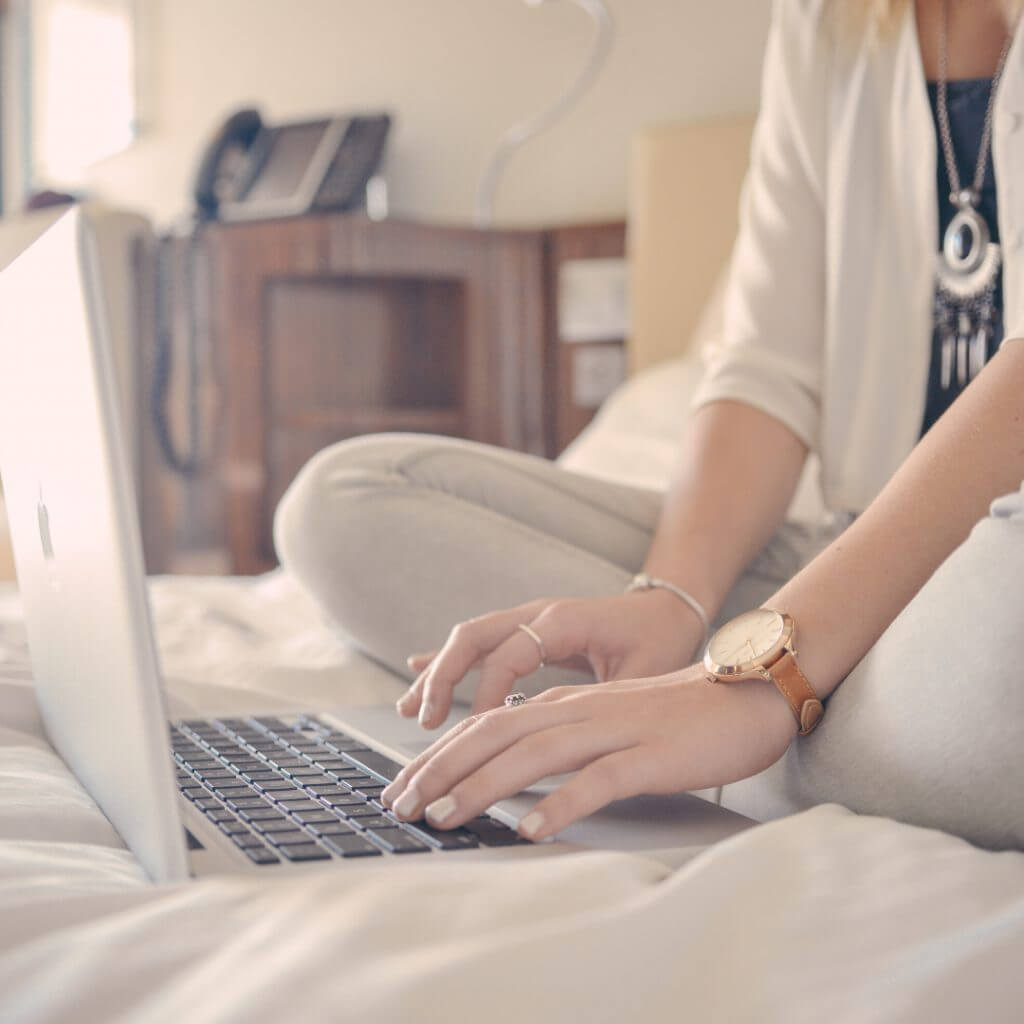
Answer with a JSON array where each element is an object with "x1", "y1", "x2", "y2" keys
[
  {"x1": 399, "y1": 591, "x2": 707, "y2": 729},
  {"x1": 382, "y1": 665, "x2": 797, "y2": 840}
]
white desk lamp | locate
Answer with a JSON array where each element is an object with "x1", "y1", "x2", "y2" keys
[{"x1": 475, "y1": 0, "x2": 614, "y2": 227}]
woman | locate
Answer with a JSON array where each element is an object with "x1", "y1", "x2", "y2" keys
[{"x1": 275, "y1": 0, "x2": 1024, "y2": 848}]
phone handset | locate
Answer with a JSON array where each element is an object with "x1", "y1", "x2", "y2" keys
[{"x1": 192, "y1": 108, "x2": 264, "y2": 221}]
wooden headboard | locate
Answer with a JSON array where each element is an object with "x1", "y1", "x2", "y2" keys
[{"x1": 627, "y1": 114, "x2": 755, "y2": 372}]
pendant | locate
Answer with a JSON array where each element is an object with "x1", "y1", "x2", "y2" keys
[
  {"x1": 940, "y1": 331, "x2": 954, "y2": 389},
  {"x1": 936, "y1": 203, "x2": 1002, "y2": 300},
  {"x1": 969, "y1": 325, "x2": 988, "y2": 380}
]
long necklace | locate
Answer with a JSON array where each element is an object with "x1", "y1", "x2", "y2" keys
[{"x1": 933, "y1": 0, "x2": 1014, "y2": 389}]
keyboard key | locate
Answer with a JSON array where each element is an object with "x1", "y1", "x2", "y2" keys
[
  {"x1": 180, "y1": 787, "x2": 206, "y2": 800},
  {"x1": 273, "y1": 796, "x2": 323, "y2": 811},
  {"x1": 355, "y1": 815, "x2": 399, "y2": 830},
  {"x1": 311, "y1": 821, "x2": 356, "y2": 837},
  {"x1": 341, "y1": 804, "x2": 379, "y2": 818},
  {"x1": 194, "y1": 798, "x2": 222, "y2": 812},
  {"x1": 322, "y1": 834, "x2": 381, "y2": 858},
  {"x1": 336, "y1": 773, "x2": 375, "y2": 789},
  {"x1": 266, "y1": 830, "x2": 316, "y2": 847},
  {"x1": 323, "y1": 734, "x2": 371, "y2": 753},
  {"x1": 219, "y1": 821, "x2": 251, "y2": 836},
  {"x1": 307, "y1": 784, "x2": 356, "y2": 796},
  {"x1": 291, "y1": 809, "x2": 342, "y2": 825},
  {"x1": 341, "y1": 750, "x2": 404, "y2": 782},
  {"x1": 228, "y1": 796, "x2": 272, "y2": 810},
  {"x1": 268, "y1": 756, "x2": 305, "y2": 769},
  {"x1": 246, "y1": 847, "x2": 282, "y2": 865},
  {"x1": 183, "y1": 757, "x2": 219, "y2": 770},
  {"x1": 463, "y1": 817, "x2": 531, "y2": 847},
  {"x1": 366, "y1": 828, "x2": 430, "y2": 854},
  {"x1": 239, "y1": 807, "x2": 285, "y2": 822},
  {"x1": 402, "y1": 822, "x2": 480, "y2": 851},
  {"x1": 253, "y1": 716, "x2": 291, "y2": 734},
  {"x1": 208, "y1": 782, "x2": 246, "y2": 798},
  {"x1": 255, "y1": 780, "x2": 298, "y2": 792},
  {"x1": 232, "y1": 833, "x2": 266, "y2": 849},
  {"x1": 256, "y1": 818, "x2": 308, "y2": 834},
  {"x1": 241, "y1": 770, "x2": 281, "y2": 783},
  {"x1": 287, "y1": 766, "x2": 323, "y2": 778},
  {"x1": 351, "y1": 783, "x2": 387, "y2": 798},
  {"x1": 206, "y1": 809, "x2": 236, "y2": 824},
  {"x1": 278, "y1": 843, "x2": 331, "y2": 862},
  {"x1": 314, "y1": 790, "x2": 363, "y2": 805},
  {"x1": 239, "y1": 843, "x2": 279, "y2": 864}
]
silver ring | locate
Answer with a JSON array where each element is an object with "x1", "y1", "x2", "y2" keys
[
  {"x1": 504, "y1": 692, "x2": 528, "y2": 707},
  {"x1": 516, "y1": 623, "x2": 548, "y2": 668}
]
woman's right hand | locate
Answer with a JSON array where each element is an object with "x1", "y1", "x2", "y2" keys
[{"x1": 398, "y1": 589, "x2": 708, "y2": 729}]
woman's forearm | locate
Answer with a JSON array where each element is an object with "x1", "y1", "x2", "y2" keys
[
  {"x1": 769, "y1": 339, "x2": 1024, "y2": 701},
  {"x1": 644, "y1": 399, "x2": 808, "y2": 620}
]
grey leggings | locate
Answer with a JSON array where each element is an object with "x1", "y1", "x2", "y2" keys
[{"x1": 274, "y1": 433, "x2": 1024, "y2": 849}]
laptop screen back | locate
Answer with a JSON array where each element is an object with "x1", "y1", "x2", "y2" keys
[{"x1": 0, "y1": 209, "x2": 189, "y2": 882}]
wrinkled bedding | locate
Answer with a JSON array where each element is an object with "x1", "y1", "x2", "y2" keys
[
  {"x1": 3, "y1": 359, "x2": 1024, "y2": 1021},
  {"x1": 1, "y1": 571, "x2": 1023, "y2": 1022}
]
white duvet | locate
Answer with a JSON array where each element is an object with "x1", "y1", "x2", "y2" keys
[
  {"x1": 2, "y1": 359, "x2": 1024, "y2": 1022},
  {"x1": 1, "y1": 571, "x2": 1023, "y2": 1023}
]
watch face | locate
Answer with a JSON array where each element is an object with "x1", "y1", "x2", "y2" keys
[{"x1": 706, "y1": 608, "x2": 787, "y2": 673}]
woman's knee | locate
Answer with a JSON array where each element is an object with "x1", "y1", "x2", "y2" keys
[{"x1": 273, "y1": 433, "x2": 462, "y2": 576}]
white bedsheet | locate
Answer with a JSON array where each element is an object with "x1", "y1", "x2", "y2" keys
[{"x1": 1, "y1": 571, "x2": 1023, "y2": 1021}]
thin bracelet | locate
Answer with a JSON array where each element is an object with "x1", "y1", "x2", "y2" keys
[{"x1": 625, "y1": 572, "x2": 710, "y2": 650}]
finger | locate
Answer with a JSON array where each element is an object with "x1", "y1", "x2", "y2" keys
[
  {"x1": 467, "y1": 603, "x2": 589, "y2": 715},
  {"x1": 395, "y1": 668, "x2": 428, "y2": 717},
  {"x1": 515, "y1": 748, "x2": 645, "y2": 840},
  {"x1": 386, "y1": 698, "x2": 581, "y2": 815},
  {"x1": 382, "y1": 713, "x2": 485, "y2": 805},
  {"x1": 417, "y1": 600, "x2": 548, "y2": 728},
  {"x1": 393, "y1": 708, "x2": 618, "y2": 826},
  {"x1": 405, "y1": 651, "x2": 437, "y2": 673}
]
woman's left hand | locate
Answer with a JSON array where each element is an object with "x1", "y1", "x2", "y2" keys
[{"x1": 381, "y1": 665, "x2": 798, "y2": 840}]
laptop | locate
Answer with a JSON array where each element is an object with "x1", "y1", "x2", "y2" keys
[{"x1": 0, "y1": 209, "x2": 755, "y2": 882}]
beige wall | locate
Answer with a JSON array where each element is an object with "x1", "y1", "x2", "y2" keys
[{"x1": 79, "y1": 0, "x2": 769, "y2": 229}]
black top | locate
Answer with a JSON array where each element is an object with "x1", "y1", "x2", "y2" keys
[{"x1": 920, "y1": 78, "x2": 1004, "y2": 436}]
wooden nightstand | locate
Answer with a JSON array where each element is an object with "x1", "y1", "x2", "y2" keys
[{"x1": 137, "y1": 214, "x2": 625, "y2": 575}]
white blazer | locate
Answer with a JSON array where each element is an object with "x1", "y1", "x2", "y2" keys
[{"x1": 692, "y1": 0, "x2": 1024, "y2": 515}]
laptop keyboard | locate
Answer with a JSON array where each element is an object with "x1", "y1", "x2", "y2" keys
[{"x1": 171, "y1": 715, "x2": 530, "y2": 866}]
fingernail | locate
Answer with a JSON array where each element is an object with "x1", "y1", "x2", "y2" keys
[
  {"x1": 396, "y1": 698, "x2": 414, "y2": 718},
  {"x1": 406, "y1": 656, "x2": 417, "y2": 667},
  {"x1": 380, "y1": 783, "x2": 398, "y2": 805},
  {"x1": 419, "y1": 701, "x2": 435, "y2": 727},
  {"x1": 392, "y1": 786, "x2": 420, "y2": 819},
  {"x1": 425, "y1": 794, "x2": 457, "y2": 824},
  {"x1": 519, "y1": 811, "x2": 545, "y2": 838}
]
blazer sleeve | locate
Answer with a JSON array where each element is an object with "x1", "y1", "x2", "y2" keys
[{"x1": 690, "y1": 0, "x2": 830, "y2": 451}]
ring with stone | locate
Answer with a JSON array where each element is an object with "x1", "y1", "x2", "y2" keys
[{"x1": 504, "y1": 692, "x2": 528, "y2": 708}]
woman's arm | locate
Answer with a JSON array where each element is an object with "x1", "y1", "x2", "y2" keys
[
  {"x1": 773, "y1": 337, "x2": 1024, "y2": 702},
  {"x1": 381, "y1": 341, "x2": 1024, "y2": 837},
  {"x1": 641, "y1": 399, "x2": 807, "y2": 623}
]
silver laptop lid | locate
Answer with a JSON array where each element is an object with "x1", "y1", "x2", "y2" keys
[{"x1": 0, "y1": 209, "x2": 189, "y2": 882}]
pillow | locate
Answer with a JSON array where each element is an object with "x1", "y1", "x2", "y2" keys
[{"x1": 558, "y1": 278, "x2": 826, "y2": 525}]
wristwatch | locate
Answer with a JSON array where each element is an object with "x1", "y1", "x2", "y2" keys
[{"x1": 702, "y1": 608, "x2": 824, "y2": 735}]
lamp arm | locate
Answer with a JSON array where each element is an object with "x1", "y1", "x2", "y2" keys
[{"x1": 474, "y1": 0, "x2": 614, "y2": 227}]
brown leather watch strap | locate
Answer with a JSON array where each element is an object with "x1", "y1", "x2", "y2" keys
[{"x1": 767, "y1": 650, "x2": 824, "y2": 735}]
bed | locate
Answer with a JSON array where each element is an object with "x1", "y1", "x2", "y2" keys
[{"x1": 2, "y1": 120, "x2": 1023, "y2": 1022}]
